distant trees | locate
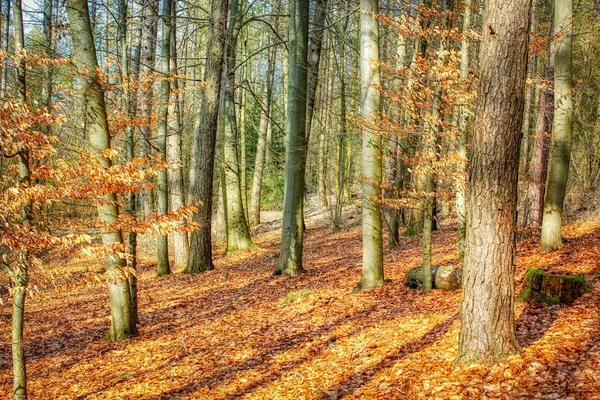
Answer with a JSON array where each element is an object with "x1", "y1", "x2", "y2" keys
[{"x1": 459, "y1": 0, "x2": 532, "y2": 361}]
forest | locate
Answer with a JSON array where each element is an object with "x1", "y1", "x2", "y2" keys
[{"x1": 0, "y1": 0, "x2": 599, "y2": 398}]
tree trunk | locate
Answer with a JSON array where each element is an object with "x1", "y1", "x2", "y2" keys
[
  {"x1": 67, "y1": 0, "x2": 136, "y2": 340},
  {"x1": 41, "y1": 0, "x2": 53, "y2": 109},
  {"x1": 222, "y1": 0, "x2": 253, "y2": 252},
  {"x1": 185, "y1": 0, "x2": 229, "y2": 273},
  {"x1": 522, "y1": 21, "x2": 554, "y2": 230},
  {"x1": 519, "y1": 0, "x2": 537, "y2": 174},
  {"x1": 167, "y1": 0, "x2": 189, "y2": 270},
  {"x1": 156, "y1": 0, "x2": 172, "y2": 276},
  {"x1": 355, "y1": 0, "x2": 383, "y2": 290},
  {"x1": 540, "y1": 0, "x2": 573, "y2": 251},
  {"x1": 138, "y1": 0, "x2": 159, "y2": 218},
  {"x1": 458, "y1": 0, "x2": 531, "y2": 362},
  {"x1": 455, "y1": 0, "x2": 471, "y2": 264},
  {"x1": 275, "y1": 0, "x2": 310, "y2": 275}
]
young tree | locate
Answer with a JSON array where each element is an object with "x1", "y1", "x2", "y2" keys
[
  {"x1": 275, "y1": 0, "x2": 310, "y2": 275},
  {"x1": 541, "y1": 0, "x2": 573, "y2": 251},
  {"x1": 67, "y1": 0, "x2": 136, "y2": 339},
  {"x1": 222, "y1": 0, "x2": 253, "y2": 251},
  {"x1": 186, "y1": 0, "x2": 229, "y2": 273},
  {"x1": 156, "y1": 0, "x2": 173, "y2": 275},
  {"x1": 458, "y1": 0, "x2": 532, "y2": 362},
  {"x1": 355, "y1": 0, "x2": 384, "y2": 290}
]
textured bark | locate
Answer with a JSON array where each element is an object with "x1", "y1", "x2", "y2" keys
[
  {"x1": 119, "y1": 0, "x2": 138, "y2": 327},
  {"x1": 11, "y1": 0, "x2": 29, "y2": 396},
  {"x1": 222, "y1": 0, "x2": 252, "y2": 251},
  {"x1": 355, "y1": 0, "x2": 384, "y2": 290},
  {"x1": 249, "y1": 11, "x2": 279, "y2": 227},
  {"x1": 166, "y1": 1, "x2": 189, "y2": 270},
  {"x1": 0, "y1": 0, "x2": 8, "y2": 98},
  {"x1": 519, "y1": 0, "x2": 537, "y2": 173},
  {"x1": 458, "y1": 0, "x2": 531, "y2": 362},
  {"x1": 455, "y1": 0, "x2": 472, "y2": 264},
  {"x1": 67, "y1": 0, "x2": 136, "y2": 340},
  {"x1": 541, "y1": 0, "x2": 573, "y2": 251},
  {"x1": 522, "y1": 23, "x2": 554, "y2": 230},
  {"x1": 185, "y1": 0, "x2": 229, "y2": 273},
  {"x1": 275, "y1": 0, "x2": 310, "y2": 275},
  {"x1": 156, "y1": 0, "x2": 172, "y2": 276},
  {"x1": 138, "y1": 0, "x2": 159, "y2": 218}
]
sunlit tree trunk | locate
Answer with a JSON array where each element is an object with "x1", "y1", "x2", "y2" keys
[
  {"x1": 10, "y1": 0, "x2": 29, "y2": 396},
  {"x1": 275, "y1": 0, "x2": 310, "y2": 275},
  {"x1": 541, "y1": 0, "x2": 573, "y2": 251},
  {"x1": 222, "y1": 0, "x2": 252, "y2": 251},
  {"x1": 455, "y1": 0, "x2": 471, "y2": 264},
  {"x1": 186, "y1": 0, "x2": 229, "y2": 273},
  {"x1": 522, "y1": 21, "x2": 554, "y2": 230},
  {"x1": 67, "y1": 0, "x2": 136, "y2": 340},
  {"x1": 167, "y1": 0, "x2": 188, "y2": 269},
  {"x1": 459, "y1": 0, "x2": 531, "y2": 362},
  {"x1": 155, "y1": 0, "x2": 172, "y2": 275},
  {"x1": 355, "y1": 0, "x2": 383, "y2": 290}
]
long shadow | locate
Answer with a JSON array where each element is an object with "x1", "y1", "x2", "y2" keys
[
  {"x1": 316, "y1": 314, "x2": 458, "y2": 400},
  {"x1": 154, "y1": 302, "x2": 444, "y2": 399}
]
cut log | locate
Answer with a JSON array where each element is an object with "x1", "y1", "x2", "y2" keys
[
  {"x1": 519, "y1": 268, "x2": 589, "y2": 305},
  {"x1": 404, "y1": 266, "x2": 462, "y2": 291}
]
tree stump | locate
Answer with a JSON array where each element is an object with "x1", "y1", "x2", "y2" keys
[
  {"x1": 519, "y1": 268, "x2": 589, "y2": 305},
  {"x1": 404, "y1": 266, "x2": 462, "y2": 291}
]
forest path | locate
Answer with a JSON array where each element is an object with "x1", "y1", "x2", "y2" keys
[{"x1": 0, "y1": 216, "x2": 599, "y2": 399}]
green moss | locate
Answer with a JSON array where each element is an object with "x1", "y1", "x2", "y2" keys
[
  {"x1": 281, "y1": 289, "x2": 312, "y2": 305},
  {"x1": 403, "y1": 228, "x2": 421, "y2": 237}
]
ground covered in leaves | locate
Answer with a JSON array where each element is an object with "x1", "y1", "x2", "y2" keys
[{"x1": 1, "y1": 212, "x2": 599, "y2": 399}]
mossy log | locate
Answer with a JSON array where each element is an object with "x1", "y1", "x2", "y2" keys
[
  {"x1": 519, "y1": 268, "x2": 589, "y2": 305},
  {"x1": 404, "y1": 266, "x2": 462, "y2": 291}
]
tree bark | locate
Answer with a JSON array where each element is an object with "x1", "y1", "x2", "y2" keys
[
  {"x1": 156, "y1": 0, "x2": 172, "y2": 276},
  {"x1": 222, "y1": 0, "x2": 253, "y2": 251},
  {"x1": 67, "y1": 0, "x2": 136, "y2": 340},
  {"x1": 355, "y1": 0, "x2": 384, "y2": 290},
  {"x1": 541, "y1": 0, "x2": 573, "y2": 251},
  {"x1": 459, "y1": 0, "x2": 531, "y2": 362},
  {"x1": 167, "y1": 0, "x2": 189, "y2": 270},
  {"x1": 275, "y1": 0, "x2": 310, "y2": 275},
  {"x1": 185, "y1": 0, "x2": 229, "y2": 273},
  {"x1": 522, "y1": 21, "x2": 554, "y2": 230}
]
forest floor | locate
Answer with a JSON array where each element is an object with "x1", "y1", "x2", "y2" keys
[{"x1": 1, "y1": 207, "x2": 600, "y2": 399}]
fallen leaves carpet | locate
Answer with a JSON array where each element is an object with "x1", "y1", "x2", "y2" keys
[{"x1": 1, "y1": 216, "x2": 599, "y2": 399}]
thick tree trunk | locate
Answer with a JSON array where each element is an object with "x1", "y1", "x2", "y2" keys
[
  {"x1": 275, "y1": 0, "x2": 310, "y2": 275},
  {"x1": 156, "y1": 0, "x2": 172, "y2": 276},
  {"x1": 222, "y1": 0, "x2": 252, "y2": 251},
  {"x1": 458, "y1": 0, "x2": 531, "y2": 362},
  {"x1": 167, "y1": 1, "x2": 189, "y2": 270},
  {"x1": 185, "y1": 0, "x2": 229, "y2": 273},
  {"x1": 522, "y1": 22, "x2": 554, "y2": 230},
  {"x1": 67, "y1": 0, "x2": 136, "y2": 339},
  {"x1": 355, "y1": 0, "x2": 383, "y2": 290},
  {"x1": 541, "y1": 0, "x2": 573, "y2": 251}
]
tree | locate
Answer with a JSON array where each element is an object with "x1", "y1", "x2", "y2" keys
[
  {"x1": 275, "y1": 0, "x2": 310, "y2": 275},
  {"x1": 186, "y1": 0, "x2": 229, "y2": 273},
  {"x1": 221, "y1": 0, "x2": 253, "y2": 251},
  {"x1": 67, "y1": 0, "x2": 136, "y2": 339},
  {"x1": 156, "y1": 0, "x2": 173, "y2": 275},
  {"x1": 355, "y1": 0, "x2": 384, "y2": 290},
  {"x1": 459, "y1": 0, "x2": 531, "y2": 362},
  {"x1": 541, "y1": 0, "x2": 573, "y2": 251}
]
